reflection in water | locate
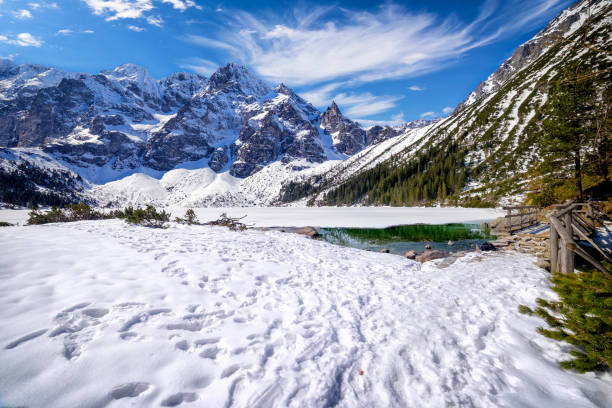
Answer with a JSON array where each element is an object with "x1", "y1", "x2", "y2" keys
[{"x1": 319, "y1": 224, "x2": 495, "y2": 255}]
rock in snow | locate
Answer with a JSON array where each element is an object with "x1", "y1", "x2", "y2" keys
[{"x1": 0, "y1": 220, "x2": 610, "y2": 407}]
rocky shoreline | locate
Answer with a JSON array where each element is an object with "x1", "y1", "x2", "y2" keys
[{"x1": 265, "y1": 220, "x2": 553, "y2": 269}]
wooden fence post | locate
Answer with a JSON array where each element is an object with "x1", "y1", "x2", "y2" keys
[
  {"x1": 564, "y1": 212, "x2": 574, "y2": 273},
  {"x1": 550, "y1": 223, "x2": 558, "y2": 273}
]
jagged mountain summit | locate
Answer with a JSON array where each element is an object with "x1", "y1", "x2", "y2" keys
[{"x1": 0, "y1": 60, "x2": 435, "y2": 206}]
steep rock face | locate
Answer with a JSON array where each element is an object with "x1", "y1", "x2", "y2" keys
[
  {"x1": 143, "y1": 63, "x2": 271, "y2": 171},
  {"x1": 320, "y1": 102, "x2": 366, "y2": 155},
  {"x1": 365, "y1": 126, "x2": 400, "y2": 145},
  {"x1": 160, "y1": 72, "x2": 207, "y2": 111},
  {"x1": 0, "y1": 78, "x2": 95, "y2": 147},
  {"x1": 230, "y1": 84, "x2": 326, "y2": 177}
]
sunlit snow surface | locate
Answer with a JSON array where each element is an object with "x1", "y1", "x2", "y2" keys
[{"x1": 1, "y1": 220, "x2": 610, "y2": 407}]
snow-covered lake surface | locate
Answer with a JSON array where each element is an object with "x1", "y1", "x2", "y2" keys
[
  {"x1": 1, "y1": 220, "x2": 610, "y2": 407},
  {"x1": 180, "y1": 207, "x2": 505, "y2": 228},
  {"x1": 0, "y1": 206, "x2": 505, "y2": 228}
]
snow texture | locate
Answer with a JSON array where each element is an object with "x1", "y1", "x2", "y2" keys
[{"x1": 0, "y1": 220, "x2": 610, "y2": 407}]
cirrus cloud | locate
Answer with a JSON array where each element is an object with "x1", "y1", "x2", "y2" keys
[{"x1": 184, "y1": 1, "x2": 571, "y2": 87}]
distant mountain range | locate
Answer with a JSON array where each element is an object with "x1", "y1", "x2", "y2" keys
[
  {"x1": 0, "y1": 0, "x2": 609, "y2": 208},
  {"x1": 0, "y1": 58, "x2": 435, "y2": 206}
]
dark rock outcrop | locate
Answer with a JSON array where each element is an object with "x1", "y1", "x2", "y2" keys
[{"x1": 321, "y1": 102, "x2": 366, "y2": 155}]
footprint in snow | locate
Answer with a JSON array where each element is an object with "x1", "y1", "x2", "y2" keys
[
  {"x1": 110, "y1": 382, "x2": 150, "y2": 400},
  {"x1": 161, "y1": 392, "x2": 198, "y2": 407},
  {"x1": 5, "y1": 329, "x2": 48, "y2": 349},
  {"x1": 199, "y1": 346, "x2": 221, "y2": 359},
  {"x1": 220, "y1": 364, "x2": 241, "y2": 378}
]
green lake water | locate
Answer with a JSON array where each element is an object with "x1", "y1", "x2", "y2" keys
[{"x1": 319, "y1": 223, "x2": 495, "y2": 255}]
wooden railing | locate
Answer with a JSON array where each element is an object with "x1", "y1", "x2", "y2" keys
[
  {"x1": 549, "y1": 202, "x2": 611, "y2": 274},
  {"x1": 503, "y1": 206, "x2": 539, "y2": 232}
]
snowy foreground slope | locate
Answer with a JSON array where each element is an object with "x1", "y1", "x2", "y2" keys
[{"x1": 1, "y1": 221, "x2": 611, "y2": 408}]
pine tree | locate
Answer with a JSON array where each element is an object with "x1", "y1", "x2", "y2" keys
[
  {"x1": 519, "y1": 268, "x2": 612, "y2": 373},
  {"x1": 541, "y1": 62, "x2": 597, "y2": 201}
]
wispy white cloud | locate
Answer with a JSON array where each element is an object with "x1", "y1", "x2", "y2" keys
[
  {"x1": 14, "y1": 10, "x2": 33, "y2": 20},
  {"x1": 81, "y1": 0, "x2": 199, "y2": 21},
  {"x1": 0, "y1": 33, "x2": 43, "y2": 47},
  {"x1": 28, "y1": 2, "x2": 58, "y2": 9},
  {"x1": 146, "y1": 15, "x2": 163, "y2": 26},
  {"x1": 408, "y1": 85, "x2": 424, "y2": 91},
  {"x1": 442, "y1": 106, "x2": 453, "y2": 114},
  {"x1": 299, "y1": 81, "x2": 400, "y2": 118},
  {"x1": 355, "y1": 113, "x2": 406, "y2": 128},
  {"x1": 127, "y1": 25, "x2": 145, "y2": 32},
  {"x1": 420, "y1": 111, "x2": 436, "y2": 118},
  {"x1": 184, "y1": 34, "x2": 240, "y2": 53},
  {"x1": 179, "y1": 57, "x2": 219, "y2": 76},
  {"x1": 57, "y1": 29, "x2": 96, "y2": 36},
  {"x1": 298, "y1": 82, "x2": 346, "y2": 107},
  {"x1": 337, "y1": 93, "x2": 402, "y2": 117},
  {"x1": 186, "y1": 1, "x2": 570, "y2": 87}
]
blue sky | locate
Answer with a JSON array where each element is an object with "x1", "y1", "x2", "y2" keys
[{"x1": 0, "y1": 0, "x2": 573, "y2": 124}]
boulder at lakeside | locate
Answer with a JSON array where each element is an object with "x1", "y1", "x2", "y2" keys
[
  {"x1": 296, "y1": 226, "x2": 321, "y2": 239},
  {"x1": 416, "y1": 249, "x2": 446, "y2": 263}
]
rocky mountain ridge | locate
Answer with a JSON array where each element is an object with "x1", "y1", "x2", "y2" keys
[
  {"x1": 0, "y1": 60, "x2": 434, "y2": 183},
  {"x1": 0, "y1": 60, "x2": 437, "y2": 206}
]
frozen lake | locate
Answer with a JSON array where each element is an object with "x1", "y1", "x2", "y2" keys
[
  {"x1": 174, "y1": 206, "x2": 505, "y2": 228},
  {"x1": 0, "y1": 206, "x2": 505, "y2": 228}
]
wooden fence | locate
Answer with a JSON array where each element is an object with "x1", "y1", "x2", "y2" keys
[
  {"x1": 503, "y1": 206, "x2": 539, "y2": 233},
  {"x1": 549, "y1": 202, "x2": 611, "y2": 274}
]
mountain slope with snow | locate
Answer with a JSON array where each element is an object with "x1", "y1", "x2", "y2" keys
[{"x1": 304, "y1": 0, "x2": 611, "y2": 206}]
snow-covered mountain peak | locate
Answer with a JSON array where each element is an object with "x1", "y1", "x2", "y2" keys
[
  {"x1": 100, "y1": 63, "x2": 160, "y2": 98},
  {"x1": 102, "y1": 63, "x2": 150, "y2": 80},
  {"x1": 0, "y1": 62, "x2": 76, "y2": 100},
  {"x1": 206, "y1": 63, "x2": 272, "y2": 97},
  {"x1": 275, "y1": 83, "x2": 295, "y2": 96}
]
